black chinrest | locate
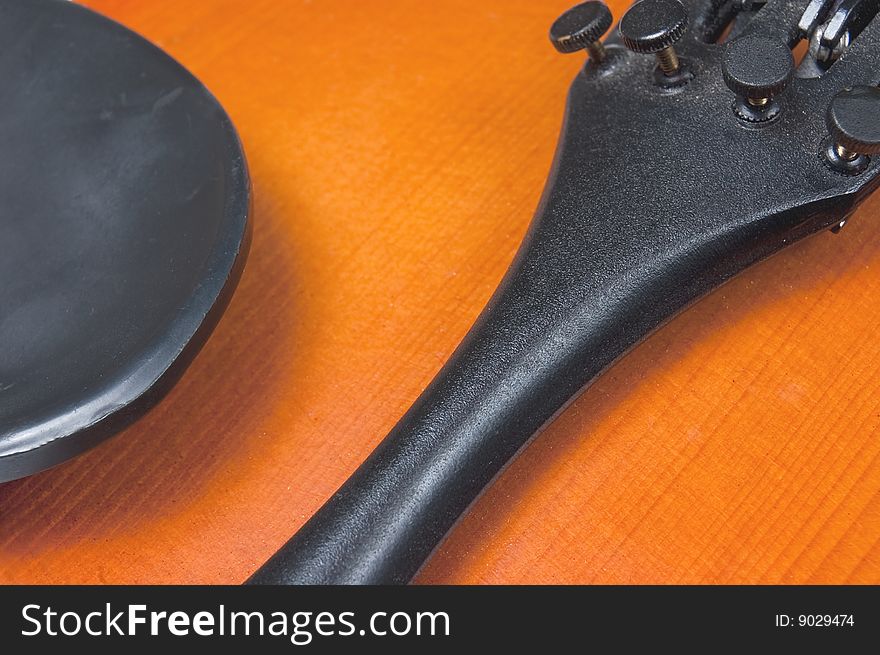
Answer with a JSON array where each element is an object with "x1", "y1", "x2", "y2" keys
[{"x1": 0, "y1": 0, "x2": 251, "y2": 482}]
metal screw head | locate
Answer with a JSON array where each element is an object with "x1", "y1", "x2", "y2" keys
[
  {"x1": 808, "y1": 25, "x2": 850, "y2": 64},
  {"x1": 722, "y1": 35, "x2": 794, "y2": 100},
  {"x1": 619, "y1": 0, "x2": 688, "y2": 54},
  {"x1": 827, "y1": 86, "x2": 880, "y2": 155},
  {"x1": 549, "y1": 1, "x2": 613, "y2": 55}
]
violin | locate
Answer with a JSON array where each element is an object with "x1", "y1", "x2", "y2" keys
[{"x1": 1, "y1": 0, "x2": 879, "y2": 585}]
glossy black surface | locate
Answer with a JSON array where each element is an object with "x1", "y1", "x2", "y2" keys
[
  {"x1": 0, "y1": 0, "x2": 251, "y2": 482},
  {"x1": 250, "y1": 0, "x2": 880, "y2": 585}
]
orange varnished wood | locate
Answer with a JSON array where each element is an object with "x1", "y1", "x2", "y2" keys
[{"x1": 1, "y1": 0, "x2": 878, "y2": 584}]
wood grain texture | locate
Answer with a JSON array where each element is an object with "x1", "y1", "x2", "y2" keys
[{"x1": 1, "y1": 0, "x2": 878, "y2": 584}]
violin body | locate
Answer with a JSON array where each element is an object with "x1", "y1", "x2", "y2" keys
[{"x1": 1, "y1": 0, "x2": 879, "y2": 584}]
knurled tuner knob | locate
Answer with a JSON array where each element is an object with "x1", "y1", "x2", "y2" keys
[
  {"x1": 549, "y1": 1, "x2": 614, "y2": 64},
  {"x1": 824, "y1": 85, "x2": 880, "y2": 174},
  {"x1": 722, "y1": 35, "x2": 794, "y2": 122},
  {"x1": 828, "y1": 85, "x2": 880, "y2": 156},
  {"x1": 619, "y1": 0, "x2": 688, "y2": 76}
]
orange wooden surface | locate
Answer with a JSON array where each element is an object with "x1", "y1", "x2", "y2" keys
[{"x1": 1, "y1": 0, "x2": 879, "y2": 584}]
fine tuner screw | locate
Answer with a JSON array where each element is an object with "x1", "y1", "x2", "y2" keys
[
  {"x1": 619, "y1": 0, "x2": 688, "y2": 76},
  {"x1": 549, "y1": 1, "x2": 613, "y2": 64},
  {"x1": 722, "y1": 35, "x2": 794, "y2": 122},
  {"x1": 824, "y1": 85, "x2": 880, "y2": 174}
]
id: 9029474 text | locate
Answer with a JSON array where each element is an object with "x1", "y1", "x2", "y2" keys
[{"x1": 775, "y1": 614, "x2": 854, "y2": 628}]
